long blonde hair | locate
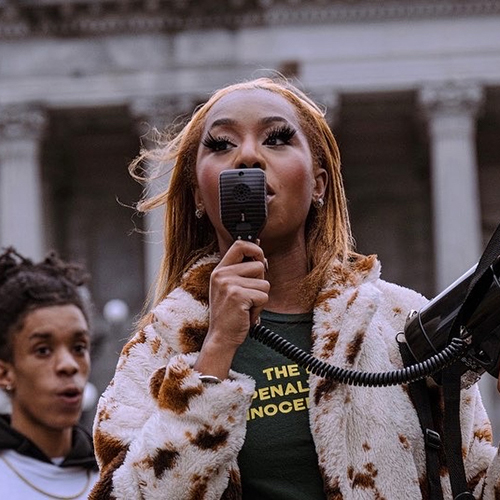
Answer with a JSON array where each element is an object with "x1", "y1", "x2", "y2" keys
[{"x1": 130, "y1": 76, "x2": 354, "y2": 310}]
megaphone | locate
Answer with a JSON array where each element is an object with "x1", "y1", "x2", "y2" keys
[{"x1": 404, "y1": 255, "x2": 500, "y2": 388}]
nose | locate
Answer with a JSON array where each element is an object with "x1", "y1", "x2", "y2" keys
[
  {"x1": 238, "y1": 161, "x2": 263, "y2": 169},
  {"x1": 235, "y1": 138, "x2": 265, "y2": 170},
  {"x1": 55, "y1": 348, "x2": 79, "y2": 375}
]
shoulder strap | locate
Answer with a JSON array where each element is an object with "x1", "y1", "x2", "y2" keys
[
  {"x1": 441, "y1": 364, "x2": 475, "y2": 499},
  {"x1": 399, "y1": 341, "x2": 444, "y2": 500}
]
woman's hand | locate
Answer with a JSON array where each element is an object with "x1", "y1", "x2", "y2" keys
[{"x1": 194, "y1": 240, "x2": 270, "y2": 379}]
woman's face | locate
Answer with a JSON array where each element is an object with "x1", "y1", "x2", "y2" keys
[
  {"x1": 195, "y1": 88, "x2": 327, "y2": 255},
  {"x1": 1, "y1": 304, "x2": 90, "y2": 436}
]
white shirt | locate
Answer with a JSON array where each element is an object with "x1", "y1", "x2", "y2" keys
[{"x1": 0, "y1": 449, "x2": 98, "y2": 500}]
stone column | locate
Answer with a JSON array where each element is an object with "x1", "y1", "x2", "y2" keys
[
  {"x1": 0, "y1": 104, "x2": 47, "y2": 259},
  {"x1": 130, "y1": 95, "x2": 196, "y2": 291},
  {"x1": 418, "y1": 82, "x2": 484, "y2": 291}
]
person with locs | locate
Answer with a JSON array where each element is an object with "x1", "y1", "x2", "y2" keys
[{"x1": 0, "y1": 247, "x2": 98, "y2": 499}]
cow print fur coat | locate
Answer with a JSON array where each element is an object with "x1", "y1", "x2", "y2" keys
[{"x1": 90, "y1": 254, "x2": 500, "y2": 499}]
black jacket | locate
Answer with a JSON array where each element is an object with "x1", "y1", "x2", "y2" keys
[{"x1": 0, "y1": 414, "x2": 97, "y2": 470}]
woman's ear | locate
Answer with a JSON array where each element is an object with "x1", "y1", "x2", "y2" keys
[{"x1": 313, "y1": 168, "x2": 328, "y2": 200}]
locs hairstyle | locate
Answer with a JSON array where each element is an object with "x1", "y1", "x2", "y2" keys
[{"x1": 0, "y1": 247, "x2": 90, "y2": 362}]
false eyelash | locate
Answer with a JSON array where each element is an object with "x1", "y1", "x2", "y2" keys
[
  {"x1": 202, "y1": 131, "x2": 233, "y2": 151},
  {"x1": 266, "y1": 124, "x2": 296, "y2": 144}
]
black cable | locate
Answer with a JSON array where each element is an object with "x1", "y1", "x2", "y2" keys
[{"x1": 249, "y1": 324, "x2": 468, "y2": 387}]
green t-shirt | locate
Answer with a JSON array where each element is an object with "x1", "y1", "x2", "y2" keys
[{"x1": 231, "y1": 310, "x2": 326, "y2": 500}]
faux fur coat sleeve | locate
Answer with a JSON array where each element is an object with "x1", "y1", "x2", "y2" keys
[
  {"x1": 90, "y1": 254, "x2": 500, "y2": 499},
  {"x1": 90, "y1": 256, "x2": 255, "y2": 500}
]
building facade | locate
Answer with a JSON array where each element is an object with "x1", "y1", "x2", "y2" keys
[{"x1": 1, "y1": 0, "x2": 500, "y2": 430}]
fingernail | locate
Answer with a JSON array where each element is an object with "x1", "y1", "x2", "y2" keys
[{"x1": 264, "y1": 258, "x2": 269, "y2": 272}]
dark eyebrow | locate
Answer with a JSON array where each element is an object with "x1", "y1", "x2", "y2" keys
[
  {"x1": 209, "y1": 118, "x2": 236, "y2": 129},
  {"x1": 260, "y1": 116, "x2": 289, "y2": 126},
  {"x1": 208, "y1": 116, "x2": 290, "y2": 130},
  {"x1": 28, "y1": 332, "x2": 52, "y2": 341},
  {"x1": 28, "y1": 330, "x2": 90, "y2": 342}
]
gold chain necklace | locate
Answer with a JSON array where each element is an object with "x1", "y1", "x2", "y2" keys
[{"x1": 0, "y1": 454, "x2": 92, "y2": 500}]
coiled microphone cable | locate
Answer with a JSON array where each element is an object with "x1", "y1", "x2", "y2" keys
[{"x1": 249, "y1": 324, "x2": 469, "y2": 387}]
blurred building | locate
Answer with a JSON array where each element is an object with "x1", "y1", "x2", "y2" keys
[{"x1": 1, "y1": 0, "x2": 500, "y2": 430}]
